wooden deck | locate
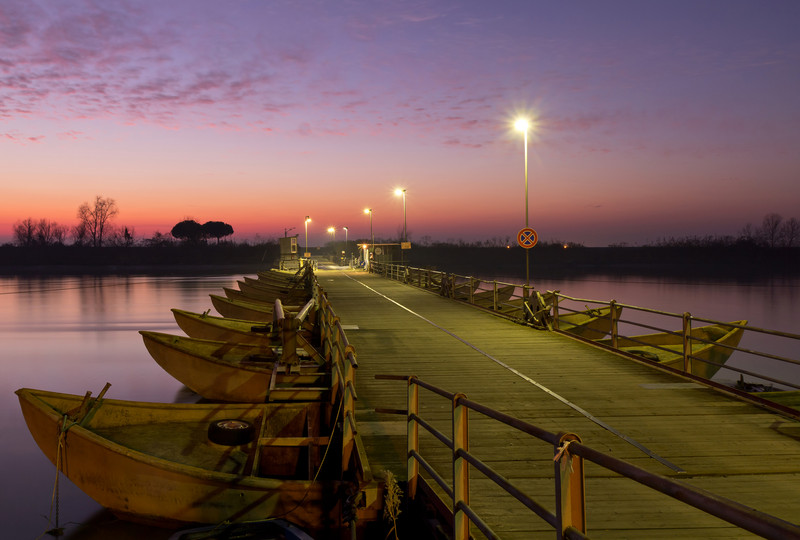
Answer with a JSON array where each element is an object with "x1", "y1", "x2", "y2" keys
[{"x1": 317, "y1": 267, "x2": 800, "y2": 539}]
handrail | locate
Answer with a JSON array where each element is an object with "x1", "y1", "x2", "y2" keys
[
  {"x1": 308, "y1": 264, "x2": 368, "y2": 483},
  {"x1": 369, "y1": 261, "x2": 800, "y2": 401},
  {"x1": 376, "y1": 374, "x2": 800, "y2": 540}
]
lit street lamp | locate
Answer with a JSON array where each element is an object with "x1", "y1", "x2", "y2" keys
[
  {"x1": 363, "y1": 208, "x2": 373, "y2": 251},
  {"x1": 515, "y1": 118, "x2": 531, "y2": 286},
  {"x1": 394, "y1": 188, "x2": 407, "y2": 242},
  {"x1": 343, "y1": 226, "x2": 349, "y2": 262},
  {"x1": 304, "y1": 216, "x2": 311, "y2": 256},
  {"x1": 327, "y1": 226, "x2": 336, "y2": 262}
]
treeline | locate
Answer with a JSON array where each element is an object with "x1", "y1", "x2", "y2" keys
[
  {"x1": 9, "y1": 195, "x2": 236, "y2": 248},
  {"x1": 0, "y1": 242, "x2": 280, "y2": 275},
  {"x1": 649, "y1": 213, "x2": 800, "y2": 249}
]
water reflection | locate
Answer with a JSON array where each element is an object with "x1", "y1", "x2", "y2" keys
[{"x1": 1, "y1": 273, "x2": 242, "y2": 539}]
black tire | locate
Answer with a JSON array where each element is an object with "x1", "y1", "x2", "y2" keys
[{"x1": 208, "y1": 419, "x2": 255, "y2": 446}]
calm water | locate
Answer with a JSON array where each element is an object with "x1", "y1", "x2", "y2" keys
[{"x1": 2, "y1": 272, "x2": 799, "y2": 538}]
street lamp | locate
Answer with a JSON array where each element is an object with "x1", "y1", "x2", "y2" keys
[
  {"x1": 394, "y1": 188, "x2": 407, "y2": 243},
  {"x1": 515, "y1": 118, "x2": 531, "y2": 286},
  {"x1": 363, "y1": 208, "x2": 373, "y2": 251},
  {"x1": 327, "y1": 226, "x2": 336, "y2": 262},
  {"x1": 343, "y1": 226, "x2": 348, "y2": 257},
  {"x1": 304, "y1": 216, "x2": 311, "y2": 256}
]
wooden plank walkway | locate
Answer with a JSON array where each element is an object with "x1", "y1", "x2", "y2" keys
[{"x1": 317, "y1": 267, "x2": 800, "y2": 539}]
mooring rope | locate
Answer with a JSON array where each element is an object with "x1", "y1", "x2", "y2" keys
[{"x1": 344, "y1": 272, "x2": 685, "y2": 473}]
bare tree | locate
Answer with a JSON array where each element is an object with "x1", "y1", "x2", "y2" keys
[
  {"x1": 77, "y1": 195, "x2": 119, "y2": 247},
  {"x1": 760, "y1": 213, "x2": 783, "y2": 248},
  {"x1": 35, "y1": 219, "x2": 67, "y2": 245},
  {"x1": 780, "y1": 218, "x2": 800, "y2": 247},
  {"x1": 12, "y1": 218, "x2": 36, "y2": 246}
]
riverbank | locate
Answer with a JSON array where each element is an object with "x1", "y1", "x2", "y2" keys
[
  {"x1": 2, "y1": 243, "x2": 798, "y2": 279},
  {"x1": 0, "y1": 244, "x2": 279, "y2": 275},
  {"x1": 404, "y1": 245, "x2": 800, "y2": 280}
]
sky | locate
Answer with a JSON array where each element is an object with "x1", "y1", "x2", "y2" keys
[{"x1": 2, "y1": 0, "x2": 799, "y2": 247}]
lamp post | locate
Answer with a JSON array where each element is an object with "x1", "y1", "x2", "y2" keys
[
  {"x1": 394, "y1": 188, "x2": 407, "y2": 243},
  {"x1": 304, "y1": 216, "x2": 311, "y2": 256},
  {"x1": 327, "y1": 226, "x2": 336, "y2": 262},
  {"x1": 343, "y1": 226, "x2": 348, "y2": 263},
  {"x1": 515, "y1": 118, "x2": 530, "y2": 287},
  {"x1": 363, "y1": 208, "x2": 373, "y2": 251}
]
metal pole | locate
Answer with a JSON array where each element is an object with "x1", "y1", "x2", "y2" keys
[
  {"x1": 524, "y1": 129, "x2": 529, "y2": 287},
  {"x1": 304, "y1": 216, "x2": 309, "y2": 254},
  {"x1": 403, "y1": 190, "x2": 407, "y2": 242}
]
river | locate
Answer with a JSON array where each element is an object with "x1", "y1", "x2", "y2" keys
[{"x1": 1, "y1": 271, "x2": 798, "y2": 538}]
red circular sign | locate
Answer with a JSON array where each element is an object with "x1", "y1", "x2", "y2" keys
[{"x1": 517, "y1": 227, "x2": 538, "y2": 249}]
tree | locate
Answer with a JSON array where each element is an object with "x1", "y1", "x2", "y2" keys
[
  {"x1": 12, "y1": 218, "x2": 36, "y2": 246},
  {"x1": 202, "y1": 221, "x2": 234, "y2": 243},
  {"x1": 171, "y1": 219, "x2": 204, "y2": 244},
  {"x1": 35, "y1": 219, "x2": 66, "y2": 245},
  {"x1": 77, "y1": 195, "x2": 119, "y2": 247},
  {"x1": 760, "y1": 213, "x2": 783, "y2": 248},
  {"x1": 780, "y1": 218, "x2": 800, "y2": 247}
]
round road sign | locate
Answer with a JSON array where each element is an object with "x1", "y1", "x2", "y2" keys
[{"x1": 517, "y1": 227, "x2": 538, "y2": 249}]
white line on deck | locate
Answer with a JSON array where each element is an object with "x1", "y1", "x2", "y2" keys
[{"x1": 345, "y1": 272, "x2": 685, "y2": 473}]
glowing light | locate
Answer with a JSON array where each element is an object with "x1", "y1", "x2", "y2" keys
[{"x1": 514, "y1": 118, "x2": 529, "y2": 132}]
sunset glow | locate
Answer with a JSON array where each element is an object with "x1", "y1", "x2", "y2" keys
[{"x1": 2, "y1": 1, "x2": 799, "y2": 246}]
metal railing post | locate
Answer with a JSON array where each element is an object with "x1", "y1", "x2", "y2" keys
[
  {"x1": 552, "y1": 293, "x2": 560, "y2": 330},
  {"x1": 407, "y1": 376, "x2": 420, "y2": 499},
  {"x1": 683, "y1": 312, "x2": 692, "y2": 373},
  {"x1": 453, "y1": 393, "x2": 470, "y2": 540},
  {"x1": 554, "y1": 432, "x2": 586, "y2": 539},
  {"x1": 610, "y1": 300, "x2": 619, "y2": 348}
]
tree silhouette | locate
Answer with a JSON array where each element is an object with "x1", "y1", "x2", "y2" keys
[
  {"x1": 171, "y1": 219, "x2": 204, "y2": 244},
  {"x1": 12, "y1": 218, "x2": 36, "y2": 246},
  {"x1": 202, "y1": 221, "x2": 234, "y2": 243},
  {"x1": 77, "y1": 195, "x2": 119, "y2": 247}
]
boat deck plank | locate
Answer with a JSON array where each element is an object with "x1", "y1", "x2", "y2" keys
[{"x1": 317, "y1": 269, "x2": 800, "y2": 538}]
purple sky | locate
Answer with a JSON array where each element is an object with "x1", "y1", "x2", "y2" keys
[{"x1": 2, "y1": 1, "x2": 799, "y2": 246}]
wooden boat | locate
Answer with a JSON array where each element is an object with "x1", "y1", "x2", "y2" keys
[
  {"x1": 172, "y1": 308, "x2": 278, "y2": 345},
  {"x1": 257, "y1": 269, "x2": 310, "y2": 288},
  {"x1": 596, "y1": 320, "x2": 747, "y2": 379},
  {"x1": 16, "y1": 387, "x2": 345, "y2": 531},
  {"x1": 211, "y1": 294, "x2": 295, "y2": 322},
  {"x1": 556, "y1": 304, "x2": 622, "y2": 339},
  {"x1": 224, "y1": 286, "x2": 309, "y2": 306},
  {"x1": 141, "y1": 331, "x2": 326, "y2": 402},
  {"x1": 238, "y1": 279, "x2": 311, "y2": 302}
]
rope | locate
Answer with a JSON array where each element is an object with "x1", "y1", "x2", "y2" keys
[{"x1": 42, "y1": 417, "x2": 72, "y2": 538}]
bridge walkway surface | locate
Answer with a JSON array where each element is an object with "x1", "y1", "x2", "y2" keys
[{"x1": 316, "y1": 267, "x2": 800, "y2": 539}]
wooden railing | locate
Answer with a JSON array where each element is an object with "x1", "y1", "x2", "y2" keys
[
  {"x1": 375, "y1": 375, "x2": 800, "y2": 540},
  {"x1": 368, "y1": 262, "x2": 800, "y2": 405}
]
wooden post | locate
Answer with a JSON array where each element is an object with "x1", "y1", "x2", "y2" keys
[
  {"x1": 554, "y1": 432, "x2": 586, "y2": 539},
  {"x1": 453, "y1": 393, "x2": 469, "y2": 540},
  {"x1": 407, "y1": 376, "x2": 420, "y2": 499},
  {"x1": 682, "y1": 312, "x2": 692, "y2": 374}
]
